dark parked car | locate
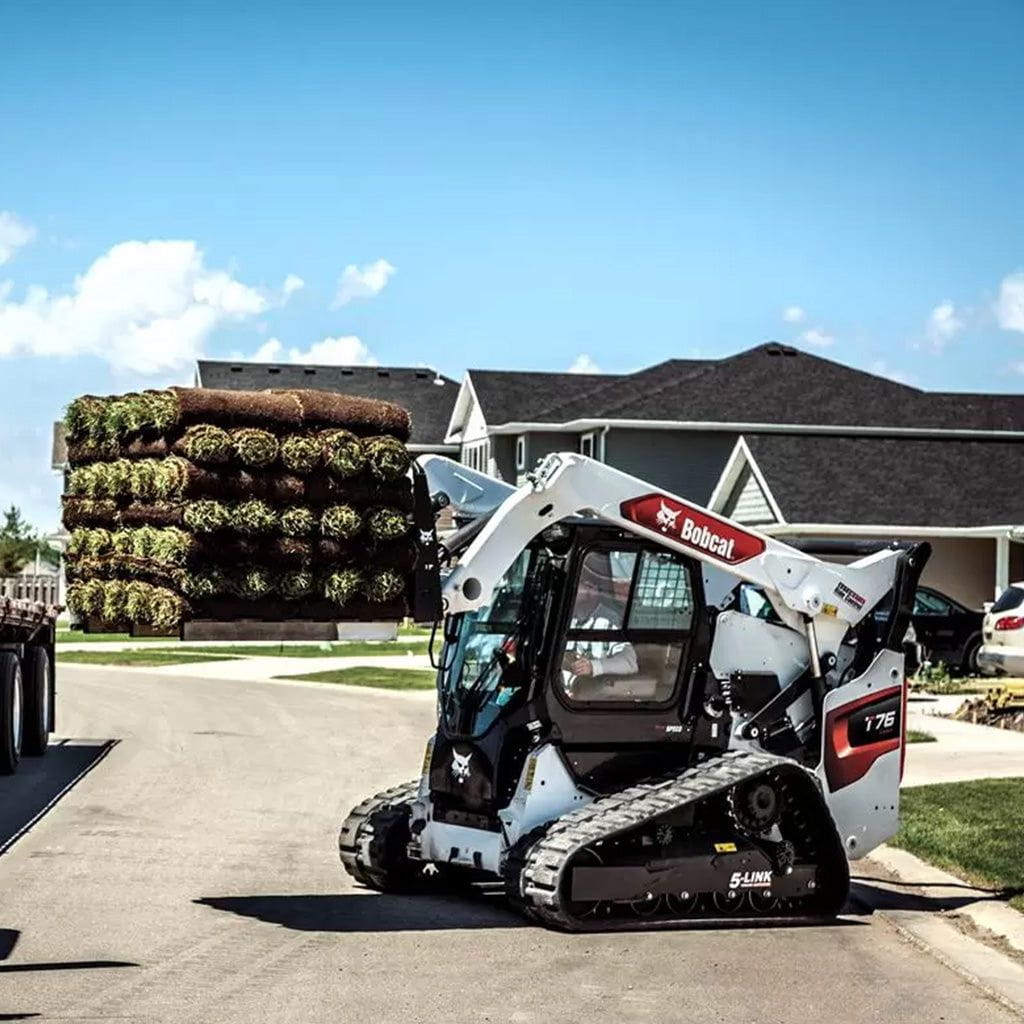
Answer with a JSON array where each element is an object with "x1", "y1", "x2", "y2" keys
[{"x1": 875, "y1": 585, "x2": 983, "y2": 675}]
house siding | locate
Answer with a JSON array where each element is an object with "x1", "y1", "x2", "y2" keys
[
  {"x1": 603, "y1": 429, "x2": 739, "y2": 504},
  {"x1": 491, "y1": 435, "x2": 517, "y2": 482},
  {"x1": 515, "y1": 432, "x2": 572, "y2": 482}
]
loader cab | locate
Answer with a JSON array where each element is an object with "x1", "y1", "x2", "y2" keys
[{"x1": 429, "y1": 523, "x2": 718, "y2": 819}]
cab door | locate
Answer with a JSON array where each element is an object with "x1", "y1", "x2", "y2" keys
[{"x1": 544, "y1": 538, "x2": 709, "y2": 777}]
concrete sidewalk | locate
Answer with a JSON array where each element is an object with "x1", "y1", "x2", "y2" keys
[
  {"x1": 904, "y1": 710, "x2": 1024, "y2": 787},
  {"x1": 143, "y1": 651, "x2": 433, "y2": 680}
]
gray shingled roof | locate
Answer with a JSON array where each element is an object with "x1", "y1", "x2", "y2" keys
[
  {"x1": 473, "y1": 344, "x2": 1024, "y2": 432},
  {"x1": 196, "y1": 361, "x2": 459, "y2": 446},
  {"x1": 466, "y1": 369, "x2": 611, "y2": 425},
  {"x1": 744, "y1": 433, "x2": 1024, "y2": 528}
]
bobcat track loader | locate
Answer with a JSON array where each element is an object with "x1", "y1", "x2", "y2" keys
[{"x1": 340, "y1": 453, "x2": 927, "y2": 931}]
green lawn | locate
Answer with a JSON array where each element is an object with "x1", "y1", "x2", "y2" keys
[
  {"x1": 143, "y1": 640, "x2": 431, "y2": 659},
  {"x1": 891, "y1": 778, "x2": 1024, "y2": 913},
  {"x1": 56, "y1": 630, "x2": 167, "y2": 644},
  {"x1": 59, "y1": 650, "x2": 236, "y2": 668},
  {"x1": 276, "y1": 666, "x2": 436, "y2": 690},
  {"x1": 907, "y1": 729, "x2": 937, "y2": 743}
]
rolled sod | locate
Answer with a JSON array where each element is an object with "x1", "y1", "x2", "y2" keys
[
  {"x1": 62, "y1": 497, "x2": 120, "y2": 529},
  {"x1": 111, "y1": 529, "x2": 136, "y2": 555},
  {"x1": 117, "y1": 503, "x2": 185, "y2": 528},
  {"x1": 281, "y1": 390, "x2": 411, "y2": 441},
  {"x1": 321, "y1": 504, "x2": 362, "y2": 540},
  {"x1": 363, "y1": 568, "x2": 405, "y2": 604},
  {"x1": 279, "y1": 569, "x2": 314, "y2": 600},
  {"x1": 280, "y1": 434, "x2": 321, "y2": 475},
  {"x1": 321, "y1": 429, "x2": 365, "y2": 479},
  {"x1": 280, "y1": 505, "x2": 316, "y2": 536},
  {"x1": 324, "y1": 568, "x2": 362, "y2": 605},
  {"x1": 366, "y1": 506, "x2": 409, "y2": 541},
  {"x1": 230, "y1": 567, "x2": 277, "y2": 601},
  {"x1": 64, "y1": 396, "x2": 107, "y2": 441},
  {"x1": 179, "y1": 424, "x2": 232, "y2": 465},
  {"x1": 182, "y1": 567, "x2": 230, "y2": 599},
  {"x1": 363, "y1": 436, "x2": 411, "y2": 482},
  {"x1": 231, "y1": 427, "x2": 279, "y2": 468},
  {"x1": 183, "y1": 499, "x2": 232, "y2": 533},
  {"x1": 233, "y1": 499, "x2": 279, "y2": 535},
  {"x1": 169, "y1": 386, "x2": 303, "y2": 431},
  {"x1": 130, "y1": 459, "x2": 160, "y2": 501}
]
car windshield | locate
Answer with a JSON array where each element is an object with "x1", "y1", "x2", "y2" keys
[
  {"x1": 440, "y1": 546, "x2": 549, "y2": 736},
  {"x1": 992, "y1": 586, "x2": 1024, "y2": 613}
]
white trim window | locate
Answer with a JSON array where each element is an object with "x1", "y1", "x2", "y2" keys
[
  {"x1": 515, "y1": 435, "x2": 526, "y2": 471},
  {"x1": 579, "y1": 432, "x2": 596, "y2": 459},
  {"x1": 462, "y1": 440, "x2": 492, "y2": 475}
]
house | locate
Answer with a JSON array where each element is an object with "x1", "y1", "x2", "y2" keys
[{"x1": 445, "y1": 343, "x2": 1024, "y2": 608}]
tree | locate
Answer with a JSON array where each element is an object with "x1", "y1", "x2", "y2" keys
[{"x1": 0, "y1": 506, "x2": 59, "y2": 578}]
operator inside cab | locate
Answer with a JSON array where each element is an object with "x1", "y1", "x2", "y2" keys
[{"x1": 563, "y1": 551, "x2": 639, "y2": 694}]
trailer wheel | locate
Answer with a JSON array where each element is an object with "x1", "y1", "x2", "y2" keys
[
  {"x1": 0, "y1": 652, "x2": 24, "y2": 775},
  {"x1": 21, "y1": 646, "x2": 51, "y2": 757}
]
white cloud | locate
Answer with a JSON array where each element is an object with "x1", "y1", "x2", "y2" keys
[
  {"x1": 868, "y1": 359, "x2": 916, "y2": 386},
  {"x1": 282, "y1": 274, "x2": 305, "y2": 300},
  {"x1": 332, "y1": 259, "x2": 396, "y2": 308},
  {"x1": 568, "y1": 353, "x2": 601, "y2": 373},
  {"x1": 925, "y1": 300, "x2": 963, "y2": 349},
  {"x1": 0, "y1": 211, "x2": 36, "y2": 265},
  {"x1": 782, "y1": 305, "x2": 806, "y2": 324},
  {"x1": 0, "y1": 239, "x2": 277, "y2": 374},
  {"x1": 247, "y1": 334, "x2": 377, "y2": 366},
  {"x1": 798, "y1": 328, "x2": 834, "y2": 348},
  {"x1": 996, "y1": 272, "x2": 1024, "y2": 333}
]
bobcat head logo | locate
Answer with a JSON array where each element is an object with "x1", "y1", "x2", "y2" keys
[
  {"x1": 655, "y1": 501, "x2": 680, "y2": 533},
  {"x1": 451, "y1": 750, "x2": 473, "y2": 783},
  {"x1": 419, "y1": 529, "x2": 435, "y2": 547}
]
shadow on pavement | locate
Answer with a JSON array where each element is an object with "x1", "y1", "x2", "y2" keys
[
  {"x1": 196, "y1": 891, "x2": 526, "y2": 932},
  {"x1": 849, "y1": 878, "x2": 1023, "y2": 914},
  {"x1": 0, "y1": 740, "x2": 118, "y2": 856}
]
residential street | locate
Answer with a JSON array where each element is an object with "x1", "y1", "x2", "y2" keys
[{"x1": 0, "y1": 666, "x2": 1017, "y2": 1024}]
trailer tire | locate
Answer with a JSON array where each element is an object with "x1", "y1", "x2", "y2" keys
[
  {"x1": 21, "y1": 646, "x2": 51, "y2": 757},
  {"x1": 0, "y1": 652, "x2": 24, "y2": 775}
]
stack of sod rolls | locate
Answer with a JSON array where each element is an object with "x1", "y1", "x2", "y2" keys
[{"x1": 62, "y1": 387, "x2": 418, "y2": 630}]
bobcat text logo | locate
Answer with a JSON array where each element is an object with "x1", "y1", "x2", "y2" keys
[
  {"x1": 680, "y1": 517, "x2": 736, "y2": 560},
  {"x1": 655, "y1": 501, "x2": 681, "y2": 532},
  {"x1": 729, "y1": 870, "x2": 773, "y2": 890},
  {"x1": 451, "y1": 750, "x2": 473, "y2": 783}
]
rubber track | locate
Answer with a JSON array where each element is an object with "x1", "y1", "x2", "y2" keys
[
  {"x1": 338, "y1": 779, "x2": 419, "y2": 887},
  {"x1": 514, "y1": 750, "x2": 840, "y2": 932}
]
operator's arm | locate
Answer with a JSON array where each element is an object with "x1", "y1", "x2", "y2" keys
[{"x1": 591, "y1": 642, "x2": 638, "y2": 677}]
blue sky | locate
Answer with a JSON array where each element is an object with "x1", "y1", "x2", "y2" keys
[{"x1": 1, "y1": 0, "x2": 1022, "y2": 528}]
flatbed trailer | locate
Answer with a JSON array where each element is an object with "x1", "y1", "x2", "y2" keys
[{"x1": 0, "y1": 596, "x2": 58, "y2": 774}]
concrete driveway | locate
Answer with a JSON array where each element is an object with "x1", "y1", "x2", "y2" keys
[{"x1": 0, "y1": 665, "x2": 1016, "y2": 1024}]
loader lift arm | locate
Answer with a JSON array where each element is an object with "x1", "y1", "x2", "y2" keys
[{"x1": 443, "y1": 452, "x2": 905, "y2": 661}]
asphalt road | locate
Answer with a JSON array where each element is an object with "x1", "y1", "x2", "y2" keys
[{"x1": 0, "y1": 666, "x2": 1015, "y2": 1024}]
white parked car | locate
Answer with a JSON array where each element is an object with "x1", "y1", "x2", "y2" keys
[{"x1": 978, "y1": 582, "x2": 1024, "y2": 676}]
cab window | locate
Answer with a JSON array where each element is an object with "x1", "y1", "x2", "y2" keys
[{"x1": 559, "y1": 548, "x2": 696, "y2": 705}]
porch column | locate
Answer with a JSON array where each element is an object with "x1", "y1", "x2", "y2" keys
[{"x1": 995, "y1": 535, "x2": 1010, "y2": 599}]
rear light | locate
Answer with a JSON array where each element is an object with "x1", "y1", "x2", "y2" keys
[{"x1": 995, "y1": 616, "x2": 1024, "y2": 631}]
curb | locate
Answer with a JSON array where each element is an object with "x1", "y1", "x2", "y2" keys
[{"x1": 853, "y1": 847, "x2": 1024, "y2": 1018}]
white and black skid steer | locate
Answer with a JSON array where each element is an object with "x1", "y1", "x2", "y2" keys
[{"x1": 340, "y1": 453, "x2": 927, "y2": 930}]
